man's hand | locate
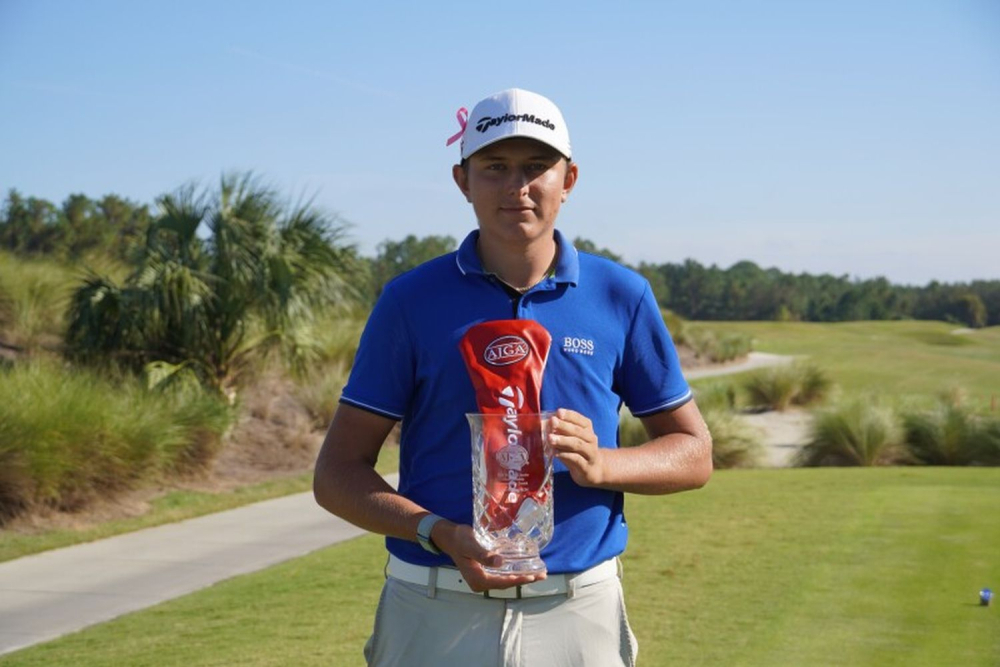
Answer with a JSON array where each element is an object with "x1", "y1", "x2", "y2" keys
[
  {"x1": 548, "y1": 408, "x2": 607, "y2": 487},
  {"x1": 431, "y1": 520, "x2": 545, "y2": 592}
]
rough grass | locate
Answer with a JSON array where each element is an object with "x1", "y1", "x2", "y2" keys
[
  {"x1": 0, "y1": 360, "x2": 232, "y2": 522},
  {"x1": 3, "y1": 468, "x2": 997, "y2": 666}
]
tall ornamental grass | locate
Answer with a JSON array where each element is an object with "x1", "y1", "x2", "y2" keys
[
  {"x1": 796, "y1": 398, "x2": 908, "y2": 467},
  {"x1": 0, "y1": 252, "x2": 74, "y2": 351},
  {"x1": 0, "y1": 361, "x2": 231, "y2": 523},
  {"x1": 619, "y1": 406, "x2": 761, "y2": 469},
  {"x1": 902, "y1": 394, "x2": 1000, "y2": 466},
  {"x1": 743, "y1": 362, "x2": 833, "y2": 411}
]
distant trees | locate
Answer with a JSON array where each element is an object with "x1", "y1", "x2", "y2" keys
[
  {"x1": 369, "y1": 234, "x2": 456, "y2": 300},
  {"x1": 639, "y1": 259, "x2": 998, "y2": 327},
  {"x1": 2, "y1": 187, "x2": 997, "y2": 327},
  {"x1": 1, "y1": 189, "x2": 152, "y2": 260}
]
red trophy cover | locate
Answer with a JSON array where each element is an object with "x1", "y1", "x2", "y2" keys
[{"x1": 459, "y1": 320, "x2": 552, "y2": 530}]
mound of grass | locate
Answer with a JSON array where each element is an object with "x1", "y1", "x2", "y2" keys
[
  {"x1": 0, "y1": 360, "x2": 231, "y2": 522},
  {"x1": 0, "y1": 252, "x2": 75, "y2": 351},
  {"x1": 743, "y1": 362, "x2": 833, "y2": 411},
  {"x1": 619, "y1": 406, "x2": 762, "y2": 469},
  {"x1": 292, "y1": 361, "x2": 350, "y2": 429},
  {"x1": 902, "y1": 394, "x2": 1000, "y2": 466},
  {"x1": 702, "y1": 407, "x2": 764, "y2": 468},
  {"x1": 797, "y1": 398, "x2": 908, "y2": 467}
]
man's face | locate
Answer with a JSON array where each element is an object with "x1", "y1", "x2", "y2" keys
[{"x1": 453, "y1": 138, "x2": 578, "y2": 246}]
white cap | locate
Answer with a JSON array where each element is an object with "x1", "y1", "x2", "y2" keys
[{"x1": 458, "y1": 88, "x2": 571, "y2": 160}]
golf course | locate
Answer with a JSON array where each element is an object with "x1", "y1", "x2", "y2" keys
[{"x1": 2, "y1": 320, "x2": 998, "y2": 665}]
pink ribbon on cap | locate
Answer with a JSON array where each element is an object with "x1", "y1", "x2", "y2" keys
[{"x1": 446, "y1": 107, "x2": 469, "y2": 147}]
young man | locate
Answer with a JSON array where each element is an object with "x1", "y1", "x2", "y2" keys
[{"x1": 313, "y1": 88, "x2": 712, "y2": 666}]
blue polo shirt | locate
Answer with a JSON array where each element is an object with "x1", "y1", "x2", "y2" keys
[{"x1": 341, "y1": 229, "x2": 691, "y2": 573}]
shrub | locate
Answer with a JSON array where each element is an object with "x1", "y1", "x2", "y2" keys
[
  {"x1": 703, "y1": 408, "x2": 763, "y2": 469},
  {"x1": 903, "y1": 395, "x2": 1000, "y2": 466},
  {"x1": 693, "y1": 381, "x2": 739, "y2": 412},
  {"x1": 618, "y1": 412, "x2": 649, "y2": 449},
  {"x1": 792, "y1": 363, "x2": 834, "y2": 406},
  {"x1": 744, "y1": 366, "x2": 799, "y2": 411},
  {"x1": 0, "y1": 360, "x2": 231, "y2": 522},
  {"x1": 743, "y1": 362, "x2": 832, "y2": 411},
  {"x1": 618, "y1": 406, "x2": 762, "y2": 469},
  {"x1": 0, "y1": 251, "x2": 75, "y2": 351},
  {"x1": 796, "y1": 399, "x2": 907, "y2": 467},
  {"x1": 293, "y1": 360, "x2": 351, "y2": 429},
  {"x1": 686, "y1": 327, "x2": 754, "y2": 364}
]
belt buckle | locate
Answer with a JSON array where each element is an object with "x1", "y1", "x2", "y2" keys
[{"x1": 483, "y1": 585, "x2": 523, "y2": 599}]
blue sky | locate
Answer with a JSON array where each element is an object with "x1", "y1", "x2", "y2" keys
[{"x1": 1, "y1": 0, "x2": 998, "y2": 285}]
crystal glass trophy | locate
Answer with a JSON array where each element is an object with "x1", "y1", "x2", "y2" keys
[{"x1": 467, "y1": 411, "x2": 554, "y2": 574}]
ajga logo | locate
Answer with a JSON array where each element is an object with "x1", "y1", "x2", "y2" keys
[{"x1": 484, "y1": 335, "x2": 530, "y2": 366}]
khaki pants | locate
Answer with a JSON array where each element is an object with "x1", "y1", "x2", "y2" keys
[{"x1": 363, "y1": 574, "x2": 638, "y2": 667}]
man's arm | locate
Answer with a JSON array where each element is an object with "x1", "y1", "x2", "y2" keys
[
  {"x1": 548, "y1": 400, "x2": 712, "y2": 494},
  {"x1": 313, "y1": 403, "x2": 545, "y2": 590}
]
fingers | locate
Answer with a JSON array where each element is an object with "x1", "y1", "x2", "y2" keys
[{"x1": 461, "y1": 565, "x2": 546, "y2": 592}]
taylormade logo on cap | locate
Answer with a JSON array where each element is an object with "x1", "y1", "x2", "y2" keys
[
  {"x1": 458, "y1": 88, "x2": 571, "y2": 160},
  {"x1": 475, "y1": 113, "x2": 556, "y2": 134}
]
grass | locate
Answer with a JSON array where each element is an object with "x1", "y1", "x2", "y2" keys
[
  {"x1": 0, "y1": 252, "x2": 75, "y2": 350},
  {"x1": 696, "y1": 321, "x2": 1000, "y2": 410},
  {"x1": 0, "y1": 251, "x2": 126, "y2": 352},
  {"x1": 0, "y1": 448, "x2": 399, "y2": 564},
  {"x1": 0, "y1": 360, "x2": 232, "y2": 521},
  {"x1": 2, "y1": 468, "x2": 997, "y2": 666}
]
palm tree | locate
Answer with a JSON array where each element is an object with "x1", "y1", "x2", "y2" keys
[{"x1": 67, "y1": 172, "x2": 362, "y2": 396}]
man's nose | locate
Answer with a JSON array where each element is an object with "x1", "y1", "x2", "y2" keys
[{"x1": 506, "y1": 168, "x2": 531, "y2": 194}]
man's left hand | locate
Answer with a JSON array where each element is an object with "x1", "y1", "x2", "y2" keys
[{"x1": 549, "y1": 408, "x2": 606, "y2": 487}]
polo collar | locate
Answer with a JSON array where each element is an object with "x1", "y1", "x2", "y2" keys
[{"x1": 454, "y1": 229, "x2": 580, "y2": 287}]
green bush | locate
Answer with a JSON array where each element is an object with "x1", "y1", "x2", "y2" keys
[
  {"x1": 743, "y1": 362, "x2": 833, "y2": 411},
  {"x1": 0, "y1": 360, "x2": 231, "y2": 522},
  {"x1": 902, "y1": 395, "x2": 1000, "y2": 466},
  {"x1": 796, "y1": 398, "x2": 907, "y2": 467}
]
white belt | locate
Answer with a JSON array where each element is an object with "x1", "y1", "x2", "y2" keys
[{"x1": 387, "y1": 554, "x2": 619, "y2": 599}]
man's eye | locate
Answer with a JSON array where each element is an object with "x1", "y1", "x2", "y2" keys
[{"x1": 486, "y1": 163, "x2": 506, "y2": 171}]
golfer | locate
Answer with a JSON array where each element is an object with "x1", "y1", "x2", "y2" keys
[{"x1": 314, "y1": 88, "x2": 712, "y2": 666}]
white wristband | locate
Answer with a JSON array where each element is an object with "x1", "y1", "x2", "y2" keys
[{"x1": 416, "y1": 513, "x2": 445, "y2": 555}]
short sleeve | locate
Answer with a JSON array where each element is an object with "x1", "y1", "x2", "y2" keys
[
  {"x1": 339, "y1": 287, "x2": 415, "y2": 420},
  {"x1": 618, "y1": 283, "x2": 692, "y2": 416}
]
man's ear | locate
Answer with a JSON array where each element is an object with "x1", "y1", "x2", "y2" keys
[
  {"x1": 452, "y1": 164, "x2": 471, "y2": 203},
  {"x1": 561, "y1": 162, "x2": 579, "y2": 202}
]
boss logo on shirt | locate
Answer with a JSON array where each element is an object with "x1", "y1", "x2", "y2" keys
[
  {"x1": 562, "y1": 337, "x2": 595, "y2": 356},
  {"x1": 484, "y1": 336, "x2": 530, "y2": 366}
]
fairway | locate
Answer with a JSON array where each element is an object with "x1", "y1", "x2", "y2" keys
[
  {"x1": 4, "y1": 468, "x2": 997, "y2": 666},
  {"x1": 693, "y1": 321, "x2": 1000, "y2": 408}
]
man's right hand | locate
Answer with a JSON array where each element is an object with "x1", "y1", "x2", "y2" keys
[{"x1": 431, "y1": 520, "x2": 546, "y2": 592}]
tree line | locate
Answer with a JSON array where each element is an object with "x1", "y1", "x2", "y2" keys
[{"x1": 2, "y1": 187, "x2": 996, "y2": 327}]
